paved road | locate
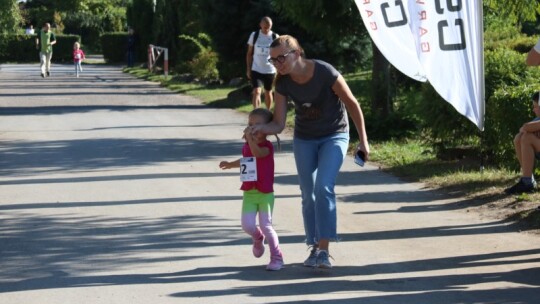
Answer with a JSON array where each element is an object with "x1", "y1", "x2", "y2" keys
[{"x1": 1, "y1": 63, "x2": 539, "y2": 304}]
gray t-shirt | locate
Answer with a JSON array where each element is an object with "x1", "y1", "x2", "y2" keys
[{"x1": 275, "y1": 60, "x2": 348, "y2": 139}]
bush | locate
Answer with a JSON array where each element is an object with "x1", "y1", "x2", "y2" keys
[
  {"x1": 484, "y1": 85, "x2": 539, "y2": 168},
  {"x1": 408, "y1": 83, "x2": 479, "y2": 150},
  {"x1": 484, "y1": 49, "x2": 528, "y2": 100},
  {"x1": 0, "y1": 34, "x2": 79, "y2": 63},
  {"x1": 189, "y1": 50, "x2": 219, "y2": 81},
  {"x1": 0, "y1": 34, "x2": 37, "y2": 62},
  {"x1": 101, "y1": 32, "x2": 129, "y2": 63},
  {"x1": 178, "y1": 33, "x2": 220, "y2": 81},
  {"x1": 400, "y1": 47, "x2": 539, "y2": 161}
]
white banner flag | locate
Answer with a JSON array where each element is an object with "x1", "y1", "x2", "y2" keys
[
  {"x1": 354, "y1": 0, "x2": 485, "y2": 130},
  {"x1": 356, "y1": 0, "x2": 426, "y2": 82}
]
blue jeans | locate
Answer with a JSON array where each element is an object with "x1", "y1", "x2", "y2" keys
[
  {"x1": 74, "y1": 61, "x2": 82, "y2": 75},
  {"x1": 293, "y1": 132, "x2": 349, "y2": 245}
]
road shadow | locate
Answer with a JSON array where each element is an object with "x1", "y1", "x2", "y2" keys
[
  {"x1": 0, "y1": 209, "x2": 540, "y2": 304},
  {"x1": 0, "y1": 137, "x2": 243, "y2": 176},
  {"x1": 2, "y1": 210, "x2": 538, "y2": 302}
]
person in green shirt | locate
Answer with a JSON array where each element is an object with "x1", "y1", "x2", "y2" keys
[{"x1": 35, "y1": 22, "x2": 56, "y2": 78}]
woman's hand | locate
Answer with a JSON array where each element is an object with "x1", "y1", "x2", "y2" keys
[
  {"x1": 355, "y1": 143, "x2": 370, "y2": 161},
  {"x1": 249, "y1": 124, "x2": 266, "y2": 136},
  {"x1": 244, "y1": 126, "x2": 255, "y2": 141}
]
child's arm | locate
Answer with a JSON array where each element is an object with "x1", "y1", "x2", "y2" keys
[
  {"x1": 244, "y1": 128, "x2": 269, "y2": 158},
  {"x1": 219, "y1": 159, "x2": 240, "y2": 170}
]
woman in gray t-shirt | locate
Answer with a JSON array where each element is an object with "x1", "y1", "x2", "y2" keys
[{"x1": 251, "y1": 35, "x2": 369, "y2": 269}]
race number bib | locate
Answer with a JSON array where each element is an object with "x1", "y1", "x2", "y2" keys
[{"x1": 240, "y1": 157, "x2": 257, "y2": 182}]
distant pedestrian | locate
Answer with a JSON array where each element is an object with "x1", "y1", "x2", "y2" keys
[
  {"x1": 246, "y1": 17, "x2": 279, "y2": 110},
  {"x1": 73, "y1": 42, "x2": 86, "y2": 78},
  {"x1": 126, "y1": 28, "x2": 136, "y2": 67},
  {"x1": 35, "y1": 22, "x2": 56, "y2": 78},
  {"x1": 219, "y1": 108, "x2": 284, "y2": 271},
  {"x1": 25, "y1": 25, "x2": 34, "y2": 35}
]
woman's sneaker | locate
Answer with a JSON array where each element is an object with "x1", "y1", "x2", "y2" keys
[
  {"x1": 303, "y1": 245, "x2": 318, "y2": 267},
  {"x1": 252, "y1": 236, "x2": 265, "y2": 258},
  {"x1": 316, "y1": 250, "x2": 332, "y2": 269},
  {"x1": 266, "y1": 255, "x2": 284, "y2": 271}
]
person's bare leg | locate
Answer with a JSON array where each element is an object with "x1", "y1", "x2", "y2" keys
[
  {"x1": 514, "y1": 133, "x2": 523, "y2": 167},
  {"x1": 520, "y1": 133, "x2": 540, "y2": 177},
  {"x1": 252, "y1": 87, "x2": 262, "y2": 108},
  {"x1": 264, "y1": 90, "x2": 273, "y2": 110},
  {"x1": 318, "y1": 239, "x2": 329, "y2": 251}
]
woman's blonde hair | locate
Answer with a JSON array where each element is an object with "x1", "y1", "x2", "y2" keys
[
  {"x1": 269, "y1": 35, "x2": 304, "y2": 57},
  {"x1": 270, "y1": 35, "x2": 305, "y2": 86}
]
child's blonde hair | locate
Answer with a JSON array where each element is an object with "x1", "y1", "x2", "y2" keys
[
  {"x1": 74, "y1": 42, "x2": 80, "y2": 48},
  {"x1": 249, "y1": 108, "x2": 281, "y2": 151}
]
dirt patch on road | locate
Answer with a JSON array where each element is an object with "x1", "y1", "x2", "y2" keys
[{"x1": 441, "y1": 185, "x2": 540, "y2": 235}]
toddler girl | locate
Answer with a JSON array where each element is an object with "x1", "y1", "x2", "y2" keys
[
  {"x1": 73, "y1": 42, "x2": 85, "y2": 78},
  {"x1": 219, "y1": 108, "x2": 284, "y2": 270}
]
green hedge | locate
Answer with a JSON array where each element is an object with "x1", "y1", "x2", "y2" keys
[
  {"x1": 101, "y1": 32, "x2": 130, "y2": 63},
  {"x1": 484, "y1": 85, "x2": 539, "y2": 168},
  {"x1": 0, "y1": 34, "x2": 80, "y2": 63}
]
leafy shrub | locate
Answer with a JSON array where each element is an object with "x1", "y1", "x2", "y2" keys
[
  {"x1": 0, "y1": 34, "x2": 37, "y2": 62},
  {"x1": 189, "y1": 50, "x2": 219, "y2": 81},
  {"x1": 509, "y1": 36, "x2": 538, "y2": 54},
  {"x1": 178, "y1": 33, "x2": 220, "y2": 81},
  {"x1": 484, "y1": 49, "x2": 528, "y2": 100},
  {"x1": 400, "y1": 47, "x2": 539, "y2": 163},
  {"x1": 407, "y1": 83, "x2": 480, "y2": 150}
]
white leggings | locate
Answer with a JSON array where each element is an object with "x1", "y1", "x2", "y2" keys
[{"x1": 40, "y1": 52, "x2": 52, "y2": 74}]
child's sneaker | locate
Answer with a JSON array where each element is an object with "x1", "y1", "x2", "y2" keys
[
  {"x1": 316, "y1": 250, "x2": 332, "y2": 269},
  {"x1": 252, "y1": 236, "x2": 265, "y2": 258},
  {"x1": 266, "y1": 255, "x2": 284, "y2": 271},
  {"x1": 303, "y1": 245, "x2": 318, "y2": 267}
]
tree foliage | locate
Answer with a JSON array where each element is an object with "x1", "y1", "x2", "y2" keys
[
  {"x1": 0, "y1": 0, "x2": 23, "y2": 34},
  {"x1": 271, "y1": 0, "x2": 364, "y2": 43},
  {"x1": 22, "y1": 0, "x2": 126, "y2": 50},
  {"x1": 484, "y1": 0, "x2": 540, "y2": 24},
  {"x1": 152, "y1": 0, "x2": 204, "y2": 69},
  {"x1": 270, "y1": 0, "x2": 369, "y2": 70}
]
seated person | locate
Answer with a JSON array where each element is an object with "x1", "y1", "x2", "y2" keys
[{"x1": 505, "y1": 91, "x2": 540, "y2": 194}]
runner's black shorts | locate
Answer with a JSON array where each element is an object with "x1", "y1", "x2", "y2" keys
[{"x1": 250, "y1": 71, "x2": 275, "y2": 91}]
